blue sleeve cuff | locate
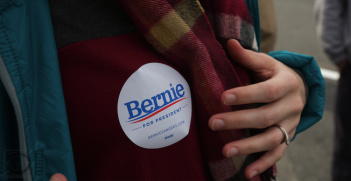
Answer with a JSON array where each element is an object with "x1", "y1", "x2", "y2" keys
[{"x1": 268, "y1": 50, "x2": 326, "y2": 141}]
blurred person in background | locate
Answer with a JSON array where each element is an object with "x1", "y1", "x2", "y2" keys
[{"x1": 315, "y1": 0, "x2": 351, "y2": 180}]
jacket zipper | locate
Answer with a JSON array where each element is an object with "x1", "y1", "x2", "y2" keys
[{"x1": 0, "y1": 53, "x2": 32, "y2": 181}]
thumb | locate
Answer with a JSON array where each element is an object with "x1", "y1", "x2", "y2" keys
[
  {"x1": 226, "y1": 39, "x2": 275, "y2": 71},
  {"x1": 49, "y1": 173, "x2": 68, "y2": 181}
]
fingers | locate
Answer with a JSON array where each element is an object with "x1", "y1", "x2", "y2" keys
[
  {"x1": 220, "y1": 38, "x2": 306, "y2": 179},
  {"x1": 220, "y1": 117, "x2": 298, "y2": 179},
  {"x1": 226, "y1": 39, "x2": 276, "y2": 72},
  {"x1": 223, "y1": 126, "x2": 286, "y2": 157},
  {"x1": 210, "y1": 94, "x2": 303, "y2": 130},
  {"x1": 50, "y1": 173, "x2": 68, "y2": 181},
  {"x1": 244, "y1": 142, "x2": 287, "y2": 179},
  {"x1": 221, "y1": 118, "x2": 297, "y2": 157},
  {"x1": 221, "y1": 72, "x2": 299, "y2": 105}
]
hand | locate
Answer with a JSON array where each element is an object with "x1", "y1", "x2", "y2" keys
[
  {"x1": 208, "y1": 39, "x2": 306, "y2": 179},
  {"x1": 336, "y1": 60, "x2": 348, "y2": 73},
  {"x1": 50, "y1": 173, "x2": 67, "y2": 181}
]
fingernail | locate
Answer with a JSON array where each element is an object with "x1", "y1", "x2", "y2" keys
[
  {"x1": 224, "y1": 94, "x2": 236, "y2": 105},
  {"x1": 212, "y1": 119, "x2": 225, "y2": 130},
  {"x1": 250, "y1": 170, "x2": 258, "y2": 179},
  {"x1": 50, "y1": 176, "x2": 62, "y2": 181},
  {"x1": 226, "y1": 147, "x2": 238, "y2": 158}
]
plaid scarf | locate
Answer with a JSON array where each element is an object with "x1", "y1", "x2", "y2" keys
[{"x1": 117, "y1": 0, "x2": 277, "y2": 180}]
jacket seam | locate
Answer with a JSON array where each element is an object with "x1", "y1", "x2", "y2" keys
[
  {"x1": 0, "y1": 15, "x2": 33, "y2": 181},
  {"x1": 1, "y1": 20, "x2": 31, "y2": 127}
]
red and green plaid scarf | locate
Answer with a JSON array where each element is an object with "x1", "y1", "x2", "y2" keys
[{"x1": 118, "y1": 0, "x2": 277, "y2": 180}]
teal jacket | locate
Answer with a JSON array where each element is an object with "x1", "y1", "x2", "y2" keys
[{"x1": 0, "y1": 0, "x2": 325, "y2": 180}]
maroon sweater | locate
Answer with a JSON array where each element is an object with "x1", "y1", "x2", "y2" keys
[{"x1": 58, "y1": 30, "x2": 211, "y2": 180}]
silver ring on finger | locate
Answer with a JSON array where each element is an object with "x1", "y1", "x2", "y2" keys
[{"x1": 272, "y1": 124, "x2": 291, "y2": 145}]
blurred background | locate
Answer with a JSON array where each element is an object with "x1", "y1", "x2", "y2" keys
[{"x1": 272, "y1": 0, "x2": 336, "y2": 180}]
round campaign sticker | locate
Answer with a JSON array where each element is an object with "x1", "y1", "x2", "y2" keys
[{"x1": 117, "y1": 63, "x2": 192, "y2": 149}]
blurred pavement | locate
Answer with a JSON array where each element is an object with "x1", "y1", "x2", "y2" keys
[{"x1": 273, "y1": 0, "x2": 336, "y2": 180}]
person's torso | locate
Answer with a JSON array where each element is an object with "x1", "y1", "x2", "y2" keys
[{"x1": 49, "y1": 0, "x2": 211, "y2": 180}]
